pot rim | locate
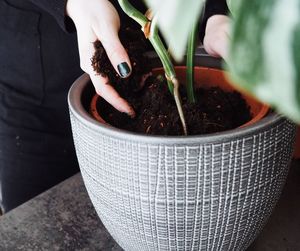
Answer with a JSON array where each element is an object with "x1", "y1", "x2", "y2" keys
[
  {"x1": 68, "y1": 73, "x2": 286, "y2": 145},
  {"x1": 89, "y1": 66, "x2": 270, "y2": 129}
]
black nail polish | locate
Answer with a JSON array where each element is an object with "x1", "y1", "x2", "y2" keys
[{"x1": 117, "y1": 62, "x2": 131, "y2": 78}]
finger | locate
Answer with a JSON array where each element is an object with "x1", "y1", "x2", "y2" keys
[
  {"x1": 76, "y1": 28, "x2": 135, "y2": 117},
  {"x1": 76, "y1": 26, "x2": 97, "y2": 73},
  {"x1": 216, "y1": 33, "x2": 229, "y2": 61},
  {"x1": 204, "y1": 32, "x2": 229, "y2": 61},
  {"x1": 94, "y1": 29, "x2": 132, "y2": 79},
  {"x1": 90, "y1": 73, "x2": 135, "y2": 117}
]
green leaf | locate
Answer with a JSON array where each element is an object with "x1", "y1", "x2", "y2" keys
[
  {"x1": 143, "y1": 0, "x2": 204, "y2": 61},
  {"x1": 227, "y1": 0, "x2": 300, "y2": 123},
  {"x1": 226, "y1": 0, "x2": 242, "y2": 17}
]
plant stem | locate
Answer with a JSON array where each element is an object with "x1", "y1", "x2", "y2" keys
[
  {"x1": 149, "y1": 17, "x2": 187, "y2": 135},
  {"x1": 186, "y1": 21, "x2": 198, "y2": 103},
  {"x1": 172, "y1": 78, "x2": 188, "y2": 135},
  {"x1": 117, "y1": 0, "x2": 188, "y2": 135},
  {"x1": 118, "y1": 0, "x2": 148, "y2": 27},
  {"x1": 149, "y1": 16, "x2": 174, "y2": 93}
]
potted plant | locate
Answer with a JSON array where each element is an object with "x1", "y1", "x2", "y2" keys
[{"x1": 68, "y1": 0, "x2": 297, "y2": 250}]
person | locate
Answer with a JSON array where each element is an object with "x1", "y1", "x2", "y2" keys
[
  {"x1": 201, "y1": 0, "x2": 230, "y2": 60},
  {"x1": 0, "y1": 0, "x2": 229, "y2": 214}
]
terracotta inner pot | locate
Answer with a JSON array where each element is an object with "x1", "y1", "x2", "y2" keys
[{"x1": 90, "y1": 66, "x2": 269, "y2": 130}]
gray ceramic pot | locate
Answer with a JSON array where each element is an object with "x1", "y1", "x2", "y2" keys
[{"x1": 68, "y1": 50, "x2": 296, "y2": 251}]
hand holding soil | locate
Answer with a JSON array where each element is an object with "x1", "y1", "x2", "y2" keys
[
  {"x1": 90, "y1": 27, "x2": 252, "y2": 136},
  {"x1": 66, "y1": 0, "x2": 135, "y2": 117}
]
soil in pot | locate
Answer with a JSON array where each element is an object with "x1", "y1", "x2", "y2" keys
[{"x1": 90, "y1": 27, "x2": 252, "y2": 136}]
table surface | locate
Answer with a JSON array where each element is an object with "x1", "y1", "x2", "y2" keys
[{"x1": 0, "y1": 160, "x2": 299, "y2": 251}]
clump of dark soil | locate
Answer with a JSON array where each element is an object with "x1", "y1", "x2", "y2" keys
[{"x1": 91, "y1": 27, "x2": 251, "y2": 136}]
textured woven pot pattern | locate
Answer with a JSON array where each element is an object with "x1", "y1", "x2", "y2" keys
[{"x1": 70, "y1": 105, "x2": 296, "y2": 250}]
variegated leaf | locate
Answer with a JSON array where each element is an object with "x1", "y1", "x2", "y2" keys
[
  {"x1": 143, "y1": 0, "x2": 204, "y2": 61},
  {"x1": 226, "y1": 0, "x2": 242, "y2": 17},
  {"x1": 227, "y1": 0, "x2": 300, "y2": 123}
]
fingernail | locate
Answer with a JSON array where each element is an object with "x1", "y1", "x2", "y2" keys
[
  {"x1": 117, "y1": 62, "x2": 131, "y2": 78},
  {"x1": 128, "y1": 108, "x2": 136, "y2": 118}
]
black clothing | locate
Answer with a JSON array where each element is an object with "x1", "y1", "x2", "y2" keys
[
  {"x1": 0, "y1": 0, "x2": 228, "y2": 213},
  {"x1": 0, "y1": 0, "x2": 82, "y2": 212}
]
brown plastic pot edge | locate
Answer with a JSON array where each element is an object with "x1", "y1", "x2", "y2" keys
[{"x1": 90, "y1": 66, "x2": 269, "y2": 132}]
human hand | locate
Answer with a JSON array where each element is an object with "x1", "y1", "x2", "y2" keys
[
  {"x1": 66, "y1": 0, "x2": 135, "y2": 117},
  {"x1": 203, "y1": 15, "x2": 231, "y2": 61}
]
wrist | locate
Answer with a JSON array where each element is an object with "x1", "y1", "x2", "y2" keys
[{"x1": 66, "y1": 0, "x2": 82, "y2": 19}]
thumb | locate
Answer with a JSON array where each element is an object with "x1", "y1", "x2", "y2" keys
[{"x1": 100, "y1": 33, "x2": 132, "y2": 78}]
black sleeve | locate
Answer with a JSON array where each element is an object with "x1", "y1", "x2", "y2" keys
[
  {"x1": 200, "y1": 0, "x2": 229, "y2": 42},
  {"x1": 28, "y1": 0, "x2": 75, "y2": 32},
  {"x1": 27, "y1": 0, "x2": 144, "y2": 33}
]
